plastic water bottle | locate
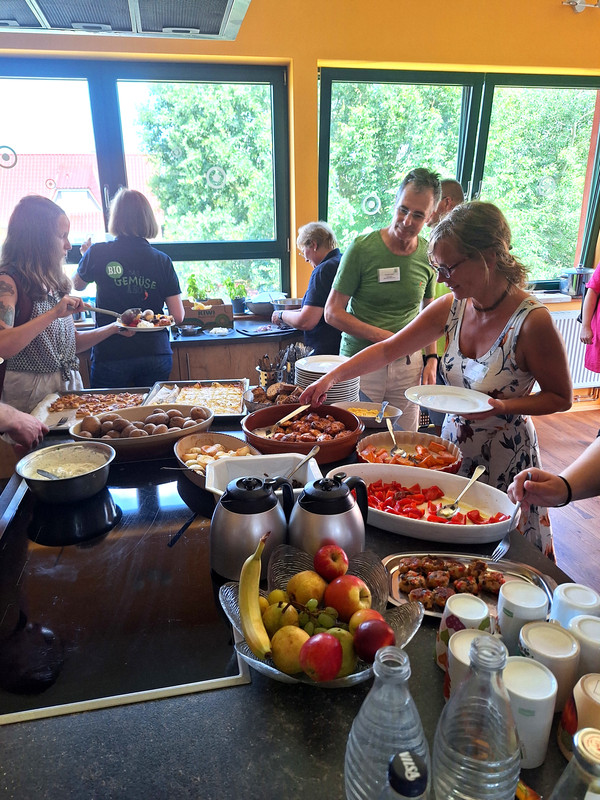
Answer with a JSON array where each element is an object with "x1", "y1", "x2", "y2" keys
[
  {"x1": 345, "y1": 646, "x2": 430, "y2": 800},
  {"x1": 548, "y1": 728, "x2": 600, "y2": 799},
  {"x1": 378, "y1": 750, "x2": 429, "y2": 799},
  {"x1": 431, "y1": 635, "x2": 520, "y2": 800}
]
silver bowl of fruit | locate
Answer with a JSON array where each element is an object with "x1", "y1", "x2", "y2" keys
[{"x1": 219, "y1": 544, "x2": 424, "y2": 687}]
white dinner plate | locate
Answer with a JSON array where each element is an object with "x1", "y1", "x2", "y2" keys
[
  {"x1": 294, "y1": 354, "x2": 348, "y2": 374},
  {"x1": 117, "y1": 321, "x2": 173, "y2": 332},
  {"x1": 405, "y1": 385, "x2": 493, "y2": 415}
]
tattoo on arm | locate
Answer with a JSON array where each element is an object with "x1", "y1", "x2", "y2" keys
[
  {"x1": 0, "y1": 299, "x2": 15, "y2": 328},
  {"x1": 0, "y1": 280, "x2": 16, "y2": 297}
]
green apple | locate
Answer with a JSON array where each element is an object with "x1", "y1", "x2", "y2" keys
[{"x1": 328, "y1": 626, "x2": 357, "y2": 678}]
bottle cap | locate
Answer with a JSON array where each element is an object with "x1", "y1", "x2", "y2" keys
[
  {"x1": 387, "y1": 750, "x2": 428, "y2": 797},
  {"x1": 574, "y1": 728, "x2": 600, "y2": 775}
]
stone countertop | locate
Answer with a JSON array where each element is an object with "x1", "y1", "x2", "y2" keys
[{"x1": 0, "y1": 462, "x2": 571, "y2": 800}]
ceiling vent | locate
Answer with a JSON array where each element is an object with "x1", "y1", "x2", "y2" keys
[{"x1": 0, "y1": 0, "x2": 252, "y2": 40}]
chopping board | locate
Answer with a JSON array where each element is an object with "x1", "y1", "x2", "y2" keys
[{"x1": 237, "y1": 321, "x2": 297, "y2": 336}]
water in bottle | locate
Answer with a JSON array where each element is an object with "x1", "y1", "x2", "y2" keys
[
  {"x1": 345, "y1": 646, "x2": 430, "y2": 800},
  {"x1": 432, "y1": 635, "x2": 520, "y2": 800}
]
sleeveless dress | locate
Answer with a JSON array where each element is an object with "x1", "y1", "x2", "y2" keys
[{"x1": 440, "y1": 296, "x2": 554, "y2": 558}]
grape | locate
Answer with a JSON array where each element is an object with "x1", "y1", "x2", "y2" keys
[
  {"x1": 304, "y1": 621, "x2": 315, "y2": 636},
  {"x1": 324, "y1": 607, "x2": 339, "y2": 619},
  {"x1": 305, "y1": 598, "x2": 319, "y2": 611},
  {"x1": 298, "y1": 612, "x2": 309, "y2": 627},
  {"x1": 317, "y1": 613, "x2": 335, "y2": 629},
  {"x1": 314, "y1": 626, "x2": 327, "y2": 634}
]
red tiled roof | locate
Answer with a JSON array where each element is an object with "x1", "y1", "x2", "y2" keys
[{"x1": 0, "y1": 153, "x2": 162, "y2": 241}]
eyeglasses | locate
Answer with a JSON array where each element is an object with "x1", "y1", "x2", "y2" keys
[
  {"x1": 396, "y1": 205, "x2": 427, "y2": 223},
  {"x1": 428, "y1": 254, "x2": 471, "y2": 280}
]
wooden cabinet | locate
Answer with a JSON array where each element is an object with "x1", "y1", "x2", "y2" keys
[{"x1": 175, "y1": 336, "x2": 297, "y2": 382}]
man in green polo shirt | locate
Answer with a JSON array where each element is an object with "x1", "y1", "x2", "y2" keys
[{"x1": 324, "y1": 168, "x2": 441, "y2": 430}]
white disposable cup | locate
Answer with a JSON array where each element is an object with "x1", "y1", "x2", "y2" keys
[
  {"x1": 519, "y1": 620, "x2": 580, "y2": 711},
  {"x1": 568, "y1": 615, "x2": 600, "y2": 680},
  {"x1": 436, "y1": 593, "x2": 491, "y2": 670},
  {"x1": 549, "y1": 583, "x2": 600, "y2": 629},
  {"x1": 503, "y1": 656, "x2": 558, "y2": 769},
  {"x1": 497, "y1": 581, "x2": 549, "y2": 656},
  {"x1": 447, "y1": 629, "x2": 507, "y2": 699}
]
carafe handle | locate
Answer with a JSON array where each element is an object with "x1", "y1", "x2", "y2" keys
[
  {"x1": 270, "y1": 476, "x2": 294, "y2": 521},
  {"x1": 343, "y1": 475, "x2": 369, "y2": 525}
]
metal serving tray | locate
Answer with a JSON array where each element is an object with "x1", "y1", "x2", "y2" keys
[
  {"x1": 30, "y1": 388, "x2": 149, "y2": 431},
  {"x1": 383, "y1": 551, "x2": 556, "y2": 620},
  {"x1": 143, "y1": 379, "x2": 249, "y2": 417}
]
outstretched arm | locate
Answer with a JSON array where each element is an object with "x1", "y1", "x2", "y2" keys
[{"x1": 508, "y1": 436, "x2": 600, "y2": 507}]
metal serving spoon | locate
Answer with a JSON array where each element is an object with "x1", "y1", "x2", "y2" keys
[
  {"x1": 438, "y1": 464, "x2": 486, "y2": 518},
  {"x1": 283, "y1": 445, "x2": 320, "y2": 479},
  {"x1": 37, "y1": 468, "x2": 60, "y2": 480},
  {"x1": 374, "y1": 400, "x2": 389, "y2": 424},
  {"x1": 385, "y1": 416, "x2": 408, "y2": 458}
]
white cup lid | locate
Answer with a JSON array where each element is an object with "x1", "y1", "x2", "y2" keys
[
  {"x1": 521, "y1": 621, "x2": 580, "y2": 657},
  {"x1": 569, "y1": 615, "x2": 600, "y2": 644},
  {"x1": 554, "y1": 583, "x2": 600, "y2": 610},
  {"x1": 500, "y1": 580, "x2": 548, "y2": 609},
  {"x1": 447, "y1": 592, "x2": 488, "y2": 620},
  {"x1": 504, "y1": 656, "x2": 558, "y2": 699}
]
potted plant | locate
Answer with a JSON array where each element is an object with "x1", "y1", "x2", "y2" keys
[
  {"x1": 223, "y1": 277, "x2": 247, "y2": 314},
  {"x1": 186, "y1": 275, "x2": 217, "y2": 302}
]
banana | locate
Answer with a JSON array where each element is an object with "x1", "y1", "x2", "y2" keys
[{"x1": 238, "y1": 532, "x2": 272, "y2": 659}]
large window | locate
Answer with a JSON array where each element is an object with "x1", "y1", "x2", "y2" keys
[
  {"x1": 319, "y1": 69, "x2": 600, "y2": 282},
  {"x1": 0, "y1": 60, "x2": 289, "y2": 297}
]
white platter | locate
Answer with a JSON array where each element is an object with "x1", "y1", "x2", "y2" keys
[
  {"x1": 405, "y1": 385, "x2": 493, "y2": 415},
  {"x1": 325, "y1": 463, "x2": 517, "y2": 545},
  {"x1": 205, "y1": 452, "x2": 322, "y2": 499}
]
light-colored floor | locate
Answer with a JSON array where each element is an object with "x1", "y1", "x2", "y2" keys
[{"x1": 535, "y1": 408, "x2": 600, "y2": 591}]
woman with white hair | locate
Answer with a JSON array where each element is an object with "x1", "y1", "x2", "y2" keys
[{"x1": 271, "y1": 221, "x2": 342, "y2": 355}]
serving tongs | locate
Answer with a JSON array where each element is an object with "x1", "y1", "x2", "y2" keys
[
  {"x1": 263, "y1": 404, "x2": 310, "y2": 438},
  {"x1": 437, "y1": 464, "x2": 486, "y2": 518},
  {"x1": 84, "y1": 304, "x2": 141, "y2": 320}
]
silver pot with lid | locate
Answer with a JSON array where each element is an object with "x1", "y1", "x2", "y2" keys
[
  {"x1": 559, "y1": 266, "x2": 594, "y2": 297},
  {"x1": 210, "y1": 476, "x2": 293, "y2": 580},
  {"x1": 288, "y1": 472, "x2": 368, "y2": 557}
]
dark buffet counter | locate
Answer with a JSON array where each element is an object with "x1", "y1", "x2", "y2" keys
[{"x1": 0, "y1": 432, "x2": 573, "y2": 800}]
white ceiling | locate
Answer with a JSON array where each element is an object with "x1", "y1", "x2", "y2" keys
[{"x1": 0, "y1": 0, "x2": 252, "y2": 40}]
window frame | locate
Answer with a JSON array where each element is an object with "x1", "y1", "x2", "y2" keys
[
  {"x1": 0, "y1": 58, "x2": 291, "y2": 292},
  {"x1": 319, "y1": 67, "x2": 600, "y2": 279}
]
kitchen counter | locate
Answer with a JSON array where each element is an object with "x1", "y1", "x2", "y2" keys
[{"x1": 0, "y1": 441, "x2": 572, "y2": 800}]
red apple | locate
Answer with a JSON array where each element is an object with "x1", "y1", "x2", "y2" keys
[
  {"x1": 299, "y1": 633, "x2": 343, "y2": 682},
  {"x1": 348, "y1": 607, "x2": 385, "y2": 635},
  {"x1": 313, "y1": 544, "x2": 349, "y2": 582},
  {"x1": 353, "y1": 619, "x2": 396, "y2": 663},
  {"x1": 323, "y1": 574, "x2": 372, "y2": 622}
]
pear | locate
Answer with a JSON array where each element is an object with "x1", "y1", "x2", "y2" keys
[
  {"x1": 271, "y1": 626, "x2": 310, "y2": 675},
  {"x1": 262, "y1": 602, "x2": 299, "y2": 638}
]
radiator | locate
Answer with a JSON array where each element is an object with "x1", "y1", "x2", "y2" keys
[{"x1": 550, "y1": 310, "x2": 600, "y2": 389}]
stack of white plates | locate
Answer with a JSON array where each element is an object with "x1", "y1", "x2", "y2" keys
[{"x1": 294, "y1": 355, "x2": 360, "y2": 402}]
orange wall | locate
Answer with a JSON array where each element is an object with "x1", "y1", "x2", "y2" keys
[{"x1": 1, "y1": 0, "x2": 600, "y2": 292}]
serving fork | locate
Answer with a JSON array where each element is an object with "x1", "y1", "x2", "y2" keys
[{"x1": 490, "y1": 472, "x2": 530, "y2": 562}]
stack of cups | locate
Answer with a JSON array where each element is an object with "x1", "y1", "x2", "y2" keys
[
  {"x1": 518, "y1": 620, "x2": 580, "y2": 711},
  {"x1": 497, "y1": 581, "x2": 549, "y2": 656},
  {"x1": 435, "y1": 593, "x2": 490, "y2": 672},
  {"x1": 446, "y1": 629, "x2": 506, "y2": 700},
  {"x1": 503, "y1": 656, "x2": 558, "y2": 769}
]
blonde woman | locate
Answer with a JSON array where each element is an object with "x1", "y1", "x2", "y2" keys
[{"x1": 74, "y1": 188, "x2": 184, "y2": 388}]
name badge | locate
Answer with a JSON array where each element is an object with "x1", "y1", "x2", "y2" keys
[
  {"x1": 378, "y1": 267, "x2": 400, "y2": 283},
  {"x1": 464, "y1": 360, "x2": 489, "y2": 383}
]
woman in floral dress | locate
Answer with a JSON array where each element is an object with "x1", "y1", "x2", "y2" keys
[{"x1": 300, "y1": 201, "x2": 572, "y2": 557}]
